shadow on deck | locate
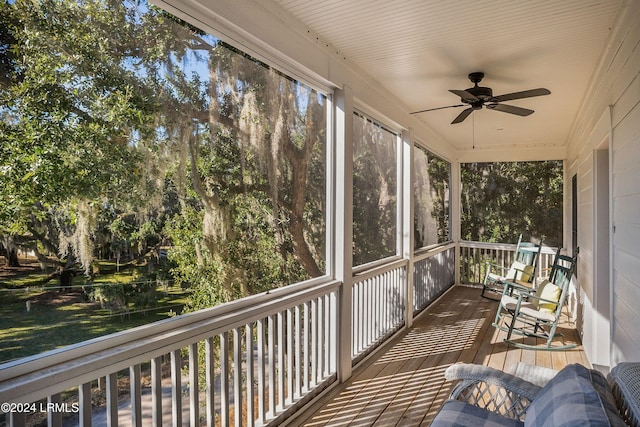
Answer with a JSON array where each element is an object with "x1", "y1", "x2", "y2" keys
[{"x1": 302, "y1": 284, "x2": 587, "y2": 426}]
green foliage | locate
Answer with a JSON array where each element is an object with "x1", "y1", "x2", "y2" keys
[
  {"x1": 1, "y1": 0, "x2": 327, "y2": 322},
  {"x1": 227, "y1": 193, "x2": 308, "y2": 295},
  {"x1": 460, "y1": 161, "x2": 563, "y2": 246},
  {"x1": 163, "y1": 205, "x2": 229, "y2": 310},
  {"x1": 0, "y1": 0, "x2": 157, "y2": 273},
  {"x1": 88, "y1": 271, "x2": 161, "y2": 311}
]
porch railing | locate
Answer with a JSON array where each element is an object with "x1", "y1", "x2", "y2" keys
[
  {"x1": 0, "y1": 246, "x2": 456, "y2": 427},
  {"x1": 352, "y1": 259, "x2": 407, "y2": 362},
  {"x1": 459, "y1": 241, "x2": 558, "y2": 285},
  {"x1": 413, "y1": 246, "x2": 456, "y2": 313},
  {"x1": 0, "y1": 281, "x2": 340, "y2": 427}
]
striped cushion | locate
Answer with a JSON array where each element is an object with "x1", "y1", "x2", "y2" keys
[{"x1": 525, "y1": 364, "x2": 626, "y2": 426}]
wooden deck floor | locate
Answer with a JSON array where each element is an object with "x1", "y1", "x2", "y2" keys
[{"x1": 302, "y1": 284, "x2": 588, "y2": 426}]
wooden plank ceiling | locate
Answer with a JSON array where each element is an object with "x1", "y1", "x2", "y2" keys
[{"x1": 261, "y1": 0, "x2": 623, "y2": 153}]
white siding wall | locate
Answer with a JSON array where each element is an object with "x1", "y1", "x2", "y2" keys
[
  {"x1": 567, "y1": 0, "x2": 640, "y2": 366},
  {"x1": 611, "y1": 74, "x2": 640, "y2": 364}
]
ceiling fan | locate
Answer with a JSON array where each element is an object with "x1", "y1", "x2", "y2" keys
[{"x1": 411, "y1": 72, "x2": 551, "y2": 124}]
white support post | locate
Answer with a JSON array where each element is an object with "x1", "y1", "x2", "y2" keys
[
  {"x1": 245, "y1": 324, "x2": 255, "y2": 427},
  {"x1": 106, "y1": 373, "x2": 118, "y2": 427},
  {"x1": 220, "y1": 332, "x2": 230, "y2": 425},
  {"x1": 311, "y1": 298, "x2": 318, "y2": 386},
  {"x1": 303, "y1": 303, "x2": 310, "y2": 392},
  {"x1": 452, "y1": 160, "x2": 462, "y2": 285},
  {"x1": 325, "y1": 91, "x2": 337, "y2": 377},
  {"x1": 267, "y1": 316, "x2": 276, "y2": 416},
  {"x1": 334, "y1": 86, "x2": 354, "y2": 382},
  {"x1": 130, "y1": 365, "x2": 142, "y2": 427},
  {"x1": 286, "y1": 309, "x2": 294, "y2": 405},
  {"x1": 170, "y1": 350, "x2": 182, "y2": 427},
  {"x1": 151, "y1": 357, "x2": 163, "y2": 427},
  {"x1": 276, "y1": 312, "x2": 285, "y2": 411},
  {"x1": 257, "y1": 319, "x2": 266, "y2": 424},
  {"x1": 205, "y1": 337, "x2": 216, "y2": 426},
  {"x1": 402, "y1": 129, "x2": 414, "y2": 326},
  {"x1": 78, "y1": 382, "x2": 92, "y2": 427},
  {"x1": 189, "y1": 343, "x2": 199, "y2": 427},
  {"x1": 10, "y1": 411, "x2": 26, "y2": 427},
  {"x1": 48, "y1": 393, "x2": 63, "y2": 427},
  {"x1": 233, "y1": 328, "x2": 242, "y2": 427}
]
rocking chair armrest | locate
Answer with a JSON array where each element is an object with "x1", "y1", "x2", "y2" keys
[
  {"x1": 519, "y1": 292, "x2": 557, "y2": 306},
  {"x1": 485, "y1": 261, "x2": 509, "y2": 272},
  {"x1": 502, "y1": 280, "x2": 535, "y2": 295},
  {"x1": 511, "y1": 266, "x2": 530, "y2": 276},
  {"x1": 486, "y1": 265, "x2": 535, "y2": 285},
  {"x1": 445, "y1": 363, "x2": 542, "y2": 402}
]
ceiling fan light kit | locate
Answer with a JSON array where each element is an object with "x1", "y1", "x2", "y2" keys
[{"x1": 411, "y1": 72, "x2": 550, "y2": 124}]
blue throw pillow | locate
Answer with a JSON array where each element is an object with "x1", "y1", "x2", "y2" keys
[{"x1": 525, "y1": 364, "x2": 625, "y2": 426}]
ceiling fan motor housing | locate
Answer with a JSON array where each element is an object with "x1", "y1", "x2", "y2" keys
[
  {"x1": 465, "y1": 86, "x2": 493, "y2": 103},
  {"x1": 465, "y1": 72, "x2": 493, "y2": 103}
]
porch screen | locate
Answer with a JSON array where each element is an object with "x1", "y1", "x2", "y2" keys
[
  {"x1": 1, "y1": 0, "x2": 329, "y2": 323},
  {"x1": 413, "y1": 146, "x2": 451, "y2": 249},
  {"x1": 460, "y1": 161, "x2": 563, "y2": 246},
  {"x1": 352, "y1": 112, "x2": 398, "y2": 266}
]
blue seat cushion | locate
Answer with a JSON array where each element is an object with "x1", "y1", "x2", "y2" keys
[
  {"x1": 431, "y1": 400, "x2": 524, "y2": 427},
  {"x1": 525, "y1": 364, "x2": 626, "y2": 426}
]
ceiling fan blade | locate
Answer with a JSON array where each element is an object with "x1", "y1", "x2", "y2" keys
[
  {"x1": 451, "y1": 107, "x2": 474, "y2": 124},
  {"x1": 487, "y1": 103, "x2": 534, "y2": 116},
  {"x1": 492, "y1": 88, "x2": 550, "y2": 102},
  {"x1": 449, "y1": 89, "x2": 479, "y2": 103},
  {"x1": 410, "y1": 104, "x2": 464, "y2": 115}
]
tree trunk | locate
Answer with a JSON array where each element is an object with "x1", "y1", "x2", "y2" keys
[
  {"x1": 6, "y1": 247, "x2": 20, "y2": 267},
  {"x1": 283, "y1": 118, "x2": 322, "y2": 278}
]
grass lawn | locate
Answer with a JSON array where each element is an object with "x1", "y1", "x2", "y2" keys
[{"x1": 0, "y1": 260, "x2": 189, "y2": 364}]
